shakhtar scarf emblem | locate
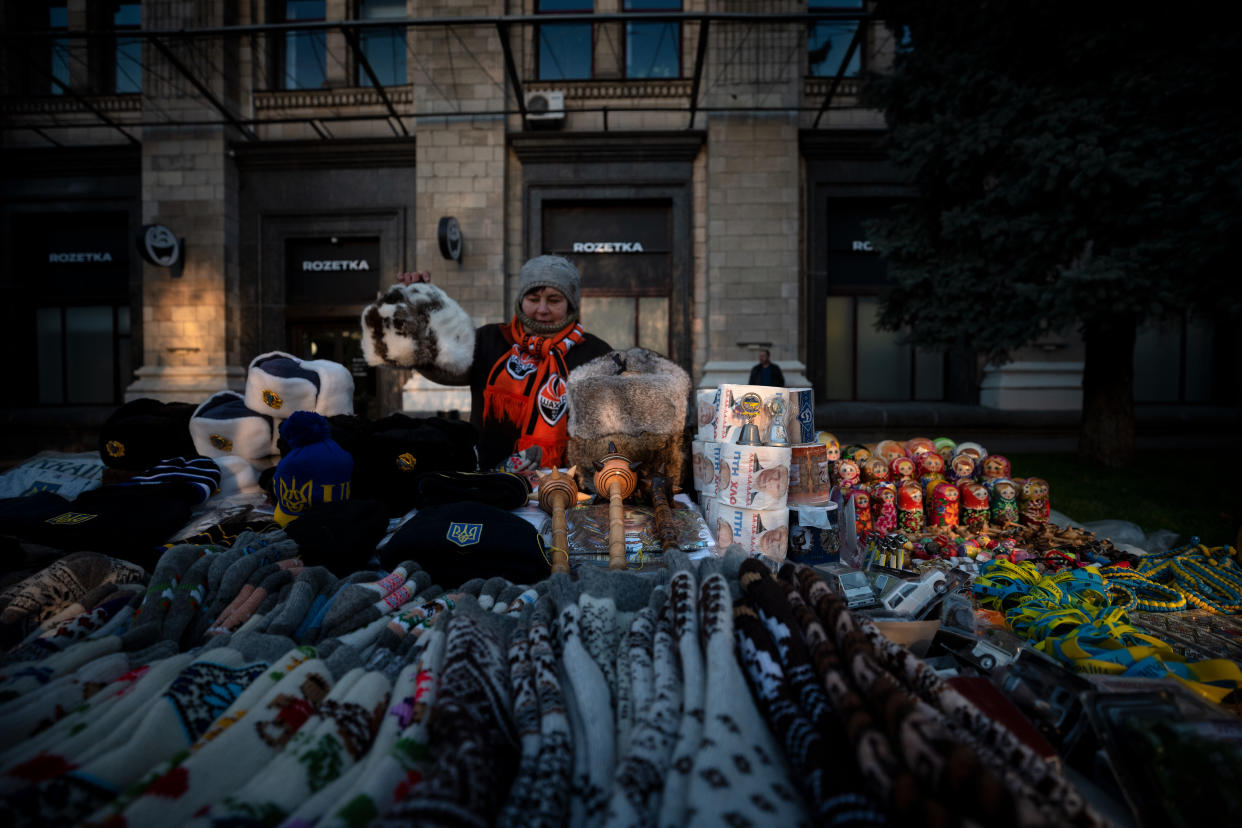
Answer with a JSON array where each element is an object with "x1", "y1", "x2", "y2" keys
[{"x1": 537, "y1": 374, "x2": 567, "y2": 426}]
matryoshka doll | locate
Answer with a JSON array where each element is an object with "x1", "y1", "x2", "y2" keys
[
  {"x1": 958, "y1": 481, "x2": 990, "y2": 533},
  {"x1": 817, "y1": 431, "x2": 842, "y2": 463},
  {"x1": 928, "y1": 480, "x2": 960, "y2": 528},
  {"x1": 871, "y1": 481, "x2": 898, "y2": 534},
  {"x1": 948, "y1": 452, "x2": 978, "y2": 485},
  {"x1": 861, "y1": 456, "x2": 891, "y2": 487},
  {"x1": 980, "y1": 454, "x2": 1011, "y2": 481},
  {"x1": 874, "y1": 439, "x2": 907, "y2": 465},
  {"x1": 986, "y1": 477, "x2": 1019, "y2": 526},
  {"x1": 850, "y1": 489, "x2": 872, "y2": 535},
  {"x1": 842, "y1": 444, "x2": 871, "y2": 464},
  {"x1": 897, "y1": 481, "x2": 925, "y2": 534},
  {"x1": 916, "y1": 451, "x2": 946, "y2": 490},
  {"x1": 890, "y1": 455, "x2": 917, "y2": 484},
  {"x1": 954, "y1": 441, "x2": 988, "y2": 463},
  {"x1": 1019, "y1": 477, "x2": 1051, "y2": 526},
  {"x1": 934, "y1": 437, "x2": 957, "y2": 466},
  {"x1": 833, "y1": 457, "x2": 862, "y2": 493},
  {"x1": 905, "y1": 436, "x2": 937, "y2": 457}
]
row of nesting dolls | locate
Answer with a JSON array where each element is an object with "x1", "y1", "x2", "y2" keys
[{"x1": 813, "y1": 433, "x2": 1051, "y2": 535}]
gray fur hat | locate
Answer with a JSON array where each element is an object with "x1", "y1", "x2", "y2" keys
[{"x1": 514, "y1": 255, "x2": 581, "y2": 313}]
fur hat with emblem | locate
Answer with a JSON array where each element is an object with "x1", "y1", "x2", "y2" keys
[
  {"x1": 244, "y1": 351, "x2": 355, "y2": 420},
  {"x1": 98, "y1": 398, "x2": 199, "y2": 470},
  {"x1": 190, "y1": 390, "x2": 279, "y2": 461}
]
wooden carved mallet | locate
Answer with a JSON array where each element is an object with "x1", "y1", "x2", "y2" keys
[
  {"x1": 593, "y1": 442, "x2": 640, "y2": 571},
  {"x1": 639, "y1": 465, "x2": 681, "y2": 555},
  {"x1": 537, "y1": 468, "x2": 578, "y2": 575}
]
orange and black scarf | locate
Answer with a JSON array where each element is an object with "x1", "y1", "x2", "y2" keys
[{"x1": 482, "y1": 316, "x2": 586, "y2": 468}]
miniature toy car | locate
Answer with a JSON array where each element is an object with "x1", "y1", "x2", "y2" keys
[
  {"x1": 816, "y1": 563, "x2": 879, "y2": 609},
  {"x1": 880, "y1": 570, "x2": 947, "y2": 618}
]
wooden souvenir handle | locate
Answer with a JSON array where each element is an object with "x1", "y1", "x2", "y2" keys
[
  {"x1": 594, "y1": 445, "x2": 639, "y2": 571},
  {"x1": 642, "y1": 470, "x2": 680, "y2": 554},
  {"x1": 537, "y1": 470, "x2": 578, "y2": 574}
]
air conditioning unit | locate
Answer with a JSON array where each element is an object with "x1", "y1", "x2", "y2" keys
[{"x1": 524, "y1": 90, "x2": 565, "y2": 127}]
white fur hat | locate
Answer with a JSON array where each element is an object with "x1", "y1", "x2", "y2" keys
[
  {"x1": 190, "y1": 390, "x2": 279, "y2": 460},
  {"x1": 244, "y1": 351, "x2": 355, "y2": 419},
  {"x1": 360, "y1": 282, "x2": 475, "y2": 377},
  {"x1": 212, "y1": 454, "x2": 265, "y2": 497}
]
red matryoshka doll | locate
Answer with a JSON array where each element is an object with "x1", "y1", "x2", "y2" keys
[
  {"x1": 817, "y1": 431, "x2": 841, "y2": 462},
  {"x1": 889, "y1": 455, "x2": 917, "y2": 484},
  {"x1": 850, "y1": 489, "x2": 872, "y2": 535},
  {"x1": 905, "y1": 436, "x2": 936, "y2": 457},
  {"x1": 933, "y1": 437, "x2": 957, "y2": 466},
  {"x1": 948, "y1": 452, "x2": 979, "y2": 485},
  {"x1": 928, "y1": 480, "x2": 960, "y2": 528},
  {"x1": 980, "y1": 454, "x2": 1011, "y2": 481},
  {"x1": 986, "y1": 477, "x2": 1019, "y2": 526},
  {"x1": 958, "y1": 481, "x2": 990, "y2": 533},
  {"x1": 871, "y1": 481, "x2": 898, "y2": 534},
  {"x1": 833, "y1": 457, "x2": 862, "y2": 492},
  {"x1": 874, "y1": 439, "x2": 907, "y2": 464},
  {"x1": 897, "y1": 481, "x2": 925, "y2": 534},
  {"x1": 1019, "y1": 477, "x2": 1051, "y2": 526},
  {"x1": 861, "y1": 456, "x2": 891, "y2": 486},
  {"x1": 916, "y1": 451, "x2": 946, "y2": 489}
]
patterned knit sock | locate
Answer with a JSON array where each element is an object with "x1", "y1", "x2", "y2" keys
[
  {"x1": 1, "y1": 553, "x2": 146, "y2": 640},
  {"x1": 477, "y1": 576, "x2": 510, "y2": 611},
  {"x1": 110, "y1": 651, "x2": 334, "y2": 826},
  {"x1": 684, "y1": 572, "x2": 813, "y2": 827},
  {"x1": 158, "y1": 551, "x2": 218, "y2": 646},
  {"x1": 549, "y1": 574, "x2": 616, "y2": 827},
  {"x1": 293, "y1": 570, "x2": 383, "y2": 645},
  {"x1": 656, "y1": 566, "x2": 705, "y2": 828},
  {"x1": 202, "y1": 667, "x2": 392, "y2": 825},
  {"x1": 3, "y1": 647, "x2": 270, "y2": 825},
  {"x1": 0, "y1": 650, "x2": 131, "y2": 746},
  {"x1": 0, "y1": 635, "x2": 124, "y2": 731},
  {"x1": 600, "y1": 586, "x2": 678, "y2": 828},
  {"x1": 495, "y1": 602, "x2": 539, "y2": 827},
  {"x1": 319, "y1": 570, "x2": 432, "y2": 641},
  {"x1": 373, "y1": 598, "x2": 518, "y2": 828},
  {"x1": 318, "y1": 562, "x2": 421, "y2": 636},
  {"x1": 263, "y1": 566, "x2": 338, "y2": 639},
  {"x1": 493, "y1": 583, "x2": 526, "y2": 613},
  {"x1": 317, "y1": 624, "x2": 447, "y2": 828},
  {"x1": 515, "y1": 594, "x2": 573, "y2": 828}
]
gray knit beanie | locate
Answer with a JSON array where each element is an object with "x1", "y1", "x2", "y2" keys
[{"x1": 514, "y1": 255, "x2": 581, "y2": 315}]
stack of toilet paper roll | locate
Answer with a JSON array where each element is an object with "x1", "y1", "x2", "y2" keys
[{"x1": 693, "y1": 382, "x2": 836, "y2": 565}]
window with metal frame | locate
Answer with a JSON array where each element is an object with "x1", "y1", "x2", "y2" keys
[
  {"x1": 278, "y1": 0, "x2": 327, "y2": 90},
  {"x1": 808, "y1": 0, "x2": 862, "y2": 78},
  {"x1": 623, "y1": 0, "x2": 680, "y2": 79},
  {"x1": 36, "y1": 305, "x2": 132, "y2": 405},
  {"x1": 537, "y1": 0, "x2": 593, "y2": 81},
  {"x1": 48, "y1": 0, "x2": 69, "y2": 95},
  {"x1": 111, "y1": 1, "x2": 142, "y2": 94},
  {"x1": 357, "y1": 0, "x2": 406, "y2": 87}
]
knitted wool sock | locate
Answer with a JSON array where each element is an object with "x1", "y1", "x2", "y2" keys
[
  {"x1": 0, "y1": 650, "x2": 131, "y2": 746},
  {"x1": 317, "y1": 562, "x2": 421, "y2": 636},
  {"x1": 656, "y1": 566, "x2": 705, "y2": 828},
  {"x1": 263, "y1": 567, "x2": 338, "y2": 639},
  {"x1": 498, "y1": 595, "x2": 567, "y2": 828},
  {"x1": 613, "y1": 609, "x2": 634, "y2": 756},
  {"x1": 318, "y1": 624, "x2": 447, "y2": 828},
  {"x1": 0, "y1": 635, "x2": 123, "y2": 714},
  {"x1": 501, "y1": 585, "x2": 540, "y2": 616},
  {"x1": 202, "y1": 668, "x2": 392, "y2": 825},
  {"x1": 494, "y1": 603, "x2": 539, "y2": 826},
  {"x1": 600, "y1": 587, "x2": 679, "y2": 828},
  {"x1": 211, "y1": 565, "x2": 304, "y2": 637},
  {"x1": 457, "y1": 577, "x2": 486, "y2": 596},
  {"x1": 0, "y1": 650, "x2": 200, "y2": 795},
  {"x1": 684, "y1": 572, "x2": 813, "y2": 828},
  {"x1": 293, "y1": 569, "x2": 384, "y2": 645},
  {"x1": 110, "y1": 652, "x2": 334, "y2": 827},
  {"x1": 319, "y1": 571, "x2": 433, "y2": 641},
  {"x1": 548, "y1": 575, "x2": 616, "y2": 827},
  {"x1": 158, "y1": 551, "x2": 218, "y2": 646},
  {"x1": 4, "y1": 592, "x2": 136, "y2": 665},
  {"x1": 373, "y1": 598, "x2": 518, "y2": 828},
  {"x1": 618, "y1": 600, "x2": 659, "y2": 760},
  {"x1": 477, "y1": 576, "x2": 510, "y2": 611},
  {"x1": 4, "y1": 647, "x2": 270, "y2": 825},
  {"x1": 280, "y1": 659, "x2": 423, "y2": 828},
  {"x1": 1, "y1": 552, "x2": 146, "y2": 639},
  {"x1": 493, "y1": 583, "x2": 527, "y2": 614}
]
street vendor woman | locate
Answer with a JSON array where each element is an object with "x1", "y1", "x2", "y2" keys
[{"x1": 362, "y1": 255, "x2": 612, "y2": 470}]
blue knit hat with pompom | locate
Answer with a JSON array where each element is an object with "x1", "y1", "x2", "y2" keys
[{"x1": 273, "y1": 410, "x2": 353, "y2": 527}]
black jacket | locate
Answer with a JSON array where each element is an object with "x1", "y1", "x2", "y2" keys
[{"x1": 748, "y1": 361, "x2": 786, "y2": 387}]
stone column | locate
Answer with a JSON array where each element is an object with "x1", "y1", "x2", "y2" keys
[{"x1": 126, "y1": 0, "x2": 245, "y2": 401}]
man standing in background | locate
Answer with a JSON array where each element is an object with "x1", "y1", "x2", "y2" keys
[{"x1": 748, "y1": 349, "x2": 785, "y2": 387}]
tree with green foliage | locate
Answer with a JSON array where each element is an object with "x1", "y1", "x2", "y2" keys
[{"x1": 862, "y1": 1, "x2": 1242, "y2": 467}]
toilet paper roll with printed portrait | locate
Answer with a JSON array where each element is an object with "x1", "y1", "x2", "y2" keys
[
  {"x1": 715, "y1": 444, "x2": 792, "y2": 512},
  {"x1": 711, "y1": 385, "x2": 816, "y2": 445},
  {"x1": 712, "y1": 503, "x2": 789, "y2": 563},
  {"x1": 695, "y1": 389, "x2": 718, "y2": 442},
  {"x1": 691, "y1": 439, "x2": 723, "y2": 499}
]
